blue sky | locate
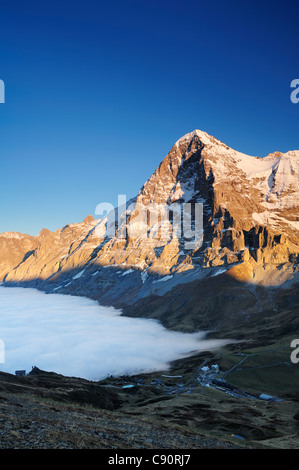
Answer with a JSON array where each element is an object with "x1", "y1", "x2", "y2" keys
[{"x1": 0, "y1": 0, "x2": 298, "y2": 235}]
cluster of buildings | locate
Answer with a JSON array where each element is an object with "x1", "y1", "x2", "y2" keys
[
  {"x1": 199, "y1": 364, "x2": 219, "y2": 376},
  {"x1": 197, "y1": 364, "x2": 280, "y2": 402}
]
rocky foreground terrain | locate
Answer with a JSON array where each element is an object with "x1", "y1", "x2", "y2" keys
[
  {"x1": 0, "y1": 368, "x2": 244, "y2": 450},
  {"x1": 0, "y1": 130, "x2": 299, "y2": 449},
  {"x1": 0, "y1": 358, "x2": 298, "y2": 450}
]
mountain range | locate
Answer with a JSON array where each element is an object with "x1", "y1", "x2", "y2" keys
[
  {"x1": 1, "y1": 129, "x2": 299, "y2": 448},
  {"x1": 1, "y1": 129, "x2": 299, "y2": 342}
]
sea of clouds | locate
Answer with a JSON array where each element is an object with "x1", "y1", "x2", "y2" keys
[{"x1": 0, "y1": 286, "x2": 231, "y2": 381}]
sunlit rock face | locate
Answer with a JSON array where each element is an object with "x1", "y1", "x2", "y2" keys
[{"x1": 2, "y1": 130, "x2": 299, "y2": 296}]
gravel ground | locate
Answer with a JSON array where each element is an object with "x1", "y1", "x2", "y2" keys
[{"x1": 0, "y1": 391, "x2": 245, "y2": 450}]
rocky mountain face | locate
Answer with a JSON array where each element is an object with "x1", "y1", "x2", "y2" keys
[
  {"x1": 1, "y1": 130, "x2": 299, "y2": 312},
  {"x1": 0, "y1": 232, "x2": 39, "y2": 282}
]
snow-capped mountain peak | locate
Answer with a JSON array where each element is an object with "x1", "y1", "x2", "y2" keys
[{"x1": 1, "y1": 130, "x2": 299, "y2": 288}]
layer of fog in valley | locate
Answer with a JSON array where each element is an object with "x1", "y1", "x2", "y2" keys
[{"x1": 0, "y1": 286, "x2": 230, "y2": 381}]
